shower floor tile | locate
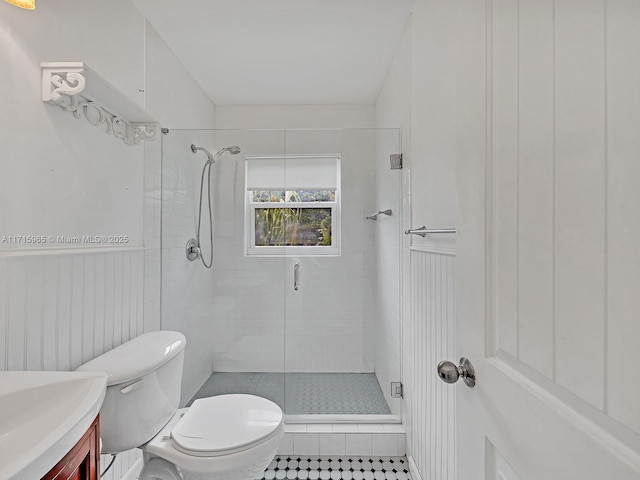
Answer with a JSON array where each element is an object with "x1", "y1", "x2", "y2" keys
[
  {"x1": 190, "y1": 372, "x2": 391, "y2": 415},
  {"x1": 257, "y1": 456, "x2": 412, "y2": 480}
]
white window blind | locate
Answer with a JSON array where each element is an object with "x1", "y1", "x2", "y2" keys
[{"x1": 246, "y1": 156, "x2": 339, "y2": 191}]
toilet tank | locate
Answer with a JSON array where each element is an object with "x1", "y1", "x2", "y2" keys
[{"x1": 77, "y1": 331, "x2": 186, "y2": 454}]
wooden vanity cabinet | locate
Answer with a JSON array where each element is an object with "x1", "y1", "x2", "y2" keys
[{"x1": 42, "y1": 415, "x2": 100, "y2": 480}]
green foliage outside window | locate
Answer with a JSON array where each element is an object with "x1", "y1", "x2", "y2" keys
[{"x1": 254, "y1": 190, "x2": 334, "y2": 247}]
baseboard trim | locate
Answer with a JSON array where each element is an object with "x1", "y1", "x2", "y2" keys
[
  {"x1": 408, "y1": 456, "x2": 423, "y2": 480},
  {"x1": 121, "y1": 458, "x2": 143, "y2": 480}
]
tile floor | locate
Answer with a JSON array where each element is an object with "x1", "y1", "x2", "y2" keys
[
  {"x1": 257, "y1": 457, "x2": 412, "y2": 480},
  {"x1": 191, "y1": 372, "x2": 391, "y2": 415}
]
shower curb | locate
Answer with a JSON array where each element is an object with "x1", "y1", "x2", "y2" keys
[{"x1": 277, "y1": 424, "x2": 406, "y2": 457}]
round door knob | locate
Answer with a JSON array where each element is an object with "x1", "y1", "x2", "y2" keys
[
  {"x1": 437, "y1": 361, "x2": 460, "y2": 383},
  {"x1": 437, "y1": 357, "x2": 476, "y2": 388}
]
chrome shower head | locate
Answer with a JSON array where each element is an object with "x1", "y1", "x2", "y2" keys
[
  {"x1": 191, "y1": 144, "x2": 241, "y2": 163},
  {"x1": 191, "y1": 144, "x2": 215, "y2": 163},
  {"x1": 222, "y1": 146, "x2": 241, "y2": 155}
]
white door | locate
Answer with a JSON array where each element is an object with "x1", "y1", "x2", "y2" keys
[{"x1": 454, "y1": 0, "x2": 640, "y2": 478}]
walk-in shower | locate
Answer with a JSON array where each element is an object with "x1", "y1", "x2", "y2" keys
[{"x1": 161, "y1": 128, "x2": 402, "y2": 422}]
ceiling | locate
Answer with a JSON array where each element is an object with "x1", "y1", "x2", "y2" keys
[{"x1": 131, "y1": 0, "x2": 414, "y2": 105}]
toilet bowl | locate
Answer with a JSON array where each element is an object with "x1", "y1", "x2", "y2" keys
[
  {"x1": 140, "y1": 396, "x2": 284, "y2": 480},
  {"x1": 76, "y1": 331, "x2": 283, "y2": 480}
]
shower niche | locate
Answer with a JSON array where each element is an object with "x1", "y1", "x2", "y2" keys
[{"x1": 161, "y1": 128, "x2": 402, "y2": 421}]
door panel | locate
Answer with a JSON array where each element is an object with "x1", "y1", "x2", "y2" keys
[
  {"x1": 606, "y1": 0, "x2": 640, "y2": 433},
  {"x1": 456, "y1": 0, "x2": 640, "y2": 478},
  {"x1": 488, "y1": 442, "x2": 522, "y2": 480}
]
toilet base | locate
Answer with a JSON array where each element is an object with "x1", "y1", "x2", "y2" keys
[
  {"x1": 139, "y1": 449, "x2": 279, "y2": 480},
  {"x1": 139, "y1": 456, "x2": 183, "y2": 480}
]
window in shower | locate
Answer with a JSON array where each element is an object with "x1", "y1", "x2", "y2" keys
[{"x1": 245, "y1": 155, "x2": 341, "y2": 256}]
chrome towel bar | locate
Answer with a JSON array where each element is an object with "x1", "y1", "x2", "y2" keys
[{"x1": 404, "y1": 226, "x2": 456, "y2": 237}]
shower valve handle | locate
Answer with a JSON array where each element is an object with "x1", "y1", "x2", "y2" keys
[{"x1": 185, "y1": 238, "x2": 200, "y2": 262}]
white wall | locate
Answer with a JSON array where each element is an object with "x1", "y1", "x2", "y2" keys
[
  {"x1": 215, "y1": 105, "x2": 375, "y2": 129},
  {"x1": 406, "y1": 2, "x2": 459, "y2": 477},
  {"x1": 0, "y1": 2, "x2": 214, "y2": 478},
  {"x1": 375, "y1": 2, "x2": 458, "y2": 478}
]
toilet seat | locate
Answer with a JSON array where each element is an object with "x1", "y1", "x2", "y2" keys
[{"x1": 170, "y1": 394, "x2": 283, "y2": 457}]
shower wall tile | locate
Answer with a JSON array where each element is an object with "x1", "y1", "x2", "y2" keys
[
  {"x1": 345, "y1": 434, "x2": 373, "y2": 456},
  {"x1": 277, "y1": 429, "x2": 406, "y2": 456},
  {"x1": 307, "y1": 425, "x2": 333, "y2": 433},
  {"x1": 293, "y1": 433, "x2": 320, "y2": 456},
  {"x1": 319, "y1": 434, "x2": 346, "y2": 455},
  {"x1": 277, "y1": 434, "x2": 294, "y2": 455},
  {"x1": 161, "y1": 130, "x2": 220, "y2": 403},
  {"x1": 332, "y1": 424, "x2": 359, "y2": 434},
  {"x1": 372, "y1": 434, "x2": 400, "y2": 457},
  {"x1": 285, "y1": 424, "x2": 308, "y2": 433}
]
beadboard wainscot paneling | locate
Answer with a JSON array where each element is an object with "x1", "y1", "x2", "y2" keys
[
  {"x1": 0, "y1": 246, "x2": 148, "y2": 479},
  {"x1": 409, "y1": 248, "x2": 456, "y2": 480}
]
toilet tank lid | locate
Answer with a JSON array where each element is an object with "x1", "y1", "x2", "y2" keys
[{"x1": 76, "y1": 331, "x2": 186, "y2": 386}]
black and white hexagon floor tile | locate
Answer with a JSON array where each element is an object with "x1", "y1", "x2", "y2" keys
[{"x1": 257, "y1": 457, "x2": 412, "y2": 480}]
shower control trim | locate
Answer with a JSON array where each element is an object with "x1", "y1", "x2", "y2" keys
[{"x1": 186, "y1": 238, "x2": 200, "y2": 262}]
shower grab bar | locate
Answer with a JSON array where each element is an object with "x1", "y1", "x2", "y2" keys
[
  {"x1": 404, "y1": 226, "x2": 457, "y2": 237},
  {"x1": 366, "y1": 209, "x2": 393, "y2": 221},
  {"x1": 294, "y1": 263, "x2": 299, "y2": 291}
]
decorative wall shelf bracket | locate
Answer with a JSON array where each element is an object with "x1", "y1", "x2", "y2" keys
[{"x1": 41, "y1": 62, "x2": 159, "y2": 146}]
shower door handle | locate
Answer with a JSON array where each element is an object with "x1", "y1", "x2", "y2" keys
[{"x1": 294, "y1": 263, "x2": 299, "y2": 291}]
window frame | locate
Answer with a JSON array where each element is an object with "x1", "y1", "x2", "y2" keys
[{"x1": 245, "y1": 155, "x2": 341, "y2": 257}]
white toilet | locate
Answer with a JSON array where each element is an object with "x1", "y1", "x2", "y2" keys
[{"x1": 77, "y1": 331, "x2": 284, "y2": 480}]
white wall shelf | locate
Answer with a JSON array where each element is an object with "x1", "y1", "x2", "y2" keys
[{"x1": 41, "y1": 62, "x2": 159, "y2": 146}]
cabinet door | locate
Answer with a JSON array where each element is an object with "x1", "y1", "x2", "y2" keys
[{"x1": 42, "y1": 416, "x2": 99, "y2": 480}]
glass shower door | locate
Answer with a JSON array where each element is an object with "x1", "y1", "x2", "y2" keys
[{"x1": 283, "y1": 128, "x2": 403, "y2": 419}]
